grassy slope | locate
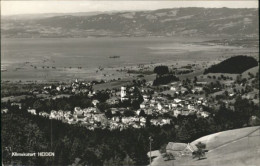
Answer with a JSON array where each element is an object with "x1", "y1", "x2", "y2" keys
[
  {"x1": 151, "y1": 126, "x2": 260, "y2": 166},
  {"x1": 241, "y1": 66, "x2": 259, "y2": 79}
]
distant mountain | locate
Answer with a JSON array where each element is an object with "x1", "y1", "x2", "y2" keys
[
  {"x1": 2, "y1": 11, "x2": 111, "y2": 20},
  {"x1": 204, "y1": 55, "x2": 258, "y2": 74},
  {"x1": 2, "y1": 8, "x2": 258, "y2": 38}
]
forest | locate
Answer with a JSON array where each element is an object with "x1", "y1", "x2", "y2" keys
[{"x1": 204, "y1": 56, "x2": 258, "y2": 74}]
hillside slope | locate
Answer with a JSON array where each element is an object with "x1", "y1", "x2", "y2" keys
[
  {"x1": 2, "y1": 8, "x2": 258, "y2": 38},
  {"x1": 151, "y1": 126, "x2": 260, "y2": 166}
]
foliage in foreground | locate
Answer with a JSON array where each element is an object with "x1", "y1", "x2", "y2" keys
[{"x1": 192, "y1": 142, "x2": 207, "y2": 160}]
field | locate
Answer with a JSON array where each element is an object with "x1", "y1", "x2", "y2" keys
[
  {"x1": 1, "y1": 37, "x2": 258, "y2": 82},
  {"x1": 151, "y1": 126, "x2": 260, "y2": 166}
]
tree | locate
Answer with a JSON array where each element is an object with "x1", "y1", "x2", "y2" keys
[
  {"x1": 139, "y1": 110, "x2": 146, "y2": 117},
  {"x1": 95, "y1": 91, "x2": 110, "y2": 102},
  {"x1": 124, "y1": 110, "x2": 135, "y2": 117},
  {"x1": 97, "y1": 102, "x2": 110, "y2": 112},
  {"x1": 162, "y1": 153, "x2": 175, "y2": 161},
  {"x1": 105, "y1": 110, "x2": 112, "y2": 119},
  {"x1": 234, "y1": 97, "x2": 254, "y2": 125},
  {"x1": 193, "y1": 76, "x2": 198, "y2": 83},
  {"x1": 132, "y1": 100, "x2": 140, "y2": 109},
  {"x1": 33, "y1": 100, "x2": 44, "y2": 112},
  {"x1": 192, "y1": 142, "x2": 207, "y2": 160},
  {"x1": 224, "y1": 90, "x2": 228, "y2": 97},
  {"x1": 56, "y1": 100, "x2": 68, "y2": 110},
  {"x1": 64, "y1": 103, "x2": 73, "y2": 111},
  {"x1": 154, "y1": 66, "x2": 169, "y2": 75},
  {"x1": 122, "y1": 154, "x2": 135, "y2": 166},
  {"x1": 176, "y1": 125, "x2": 191, "y2": 142},
  {"x1": 81, "y1": 98, "x2": 92, "y2": 108}
]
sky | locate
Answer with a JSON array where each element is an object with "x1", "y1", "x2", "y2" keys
[{"x1": 1, "y1": 0, "x2": 258, "y2": 16}]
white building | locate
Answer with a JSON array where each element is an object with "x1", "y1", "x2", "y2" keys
[
  {"x1": 1, "y1": 109, "x2": 8, "y2": 114},
  {"x1": 28, "y1": 109, "x2": 37, "y2": 115},
  {"x1": 174, "y1": 99, "x2": 182, "y2": 103},
  {"x1": 92, "y1": 100, "x2": 100, "y2": 107},
  {"x1": 121, "y1": 86, "x2": 128, "y2": 101},
  {"x1": 199, "y1": 111, "x2": 210, "y2": 118},
  {"x1": 173, "y1": 110, "x2": 181, "y2": 117}
]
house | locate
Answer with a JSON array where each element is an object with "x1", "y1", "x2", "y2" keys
[
  {"x1": 121, "y1": 86, "x2": 127, "y2": 101},
  {"x1": 49, "y1": 110, "x2": 57, "y2": 119},
  {"x1": 180, "y1": 87, "x2": 188, "y2": 94},
  {"x1": 88, "y1": 91, "x2": 94, "y2": 98},
  {"x1": 92, "y1": 100, "x2": 100, "y2": 107},
  {"x1": 112, "y1": 116, "x2": 120, "y2": 122},
  {"x1": 157, "y1": 103, "x2": 163, "y2": 111},
  {"x1": 199, "y1": 111, "x2": 210, "y2": 118},
  {"x1": 146, "y1": 81, "x2": 153, "y2": 86},
  {"x1": 166, "y1": 142, "x2": 197, "y2": 157},
  {"x1": 1, "y1": 109, "x2": 8, "y2": 114},
  {"x1": 174, "y1": 99, "x2": 182, "y2": 103},
  {"x1": 194, "y1": 86, "x2": 203, "y2": 91},
  {"x1": 140, "y1": 102, "x2": 147, "y2": 109},
  {"x1": 170, "y1": 87, "x2": 177, "y2": 91},
  {"x1": 166, "y1": 142, "x2": 188, "y2": 156},
  {"x1": 161, "y1": 118, "x2": 171, "y2": 124},
  {"x1": 133, "y1": 124, "x2": 141, "y2": 128},
  {"x1": 150, "y1": 119, "x2": 160, "y2": 126},
  {"x1": 140, "y1": 117, "x2": 146, "y2": 123},
  {"x1": 187, "y1": 104, "x2": 195, "y2": 110},
  {"x1": 142, "y1": 95, "x2": 150, "y2": 102},
  {"x1": 136, "y1": 109, "x2": 141, "y2": 116},
  {"x1": 182, "y1": 143, "x2": 198, "y2": 155},
  {"x1": 229, "y1": 93, "x2": 235, "y2": 97},
  {"x1": 39, "y1": 112, "x2": 50, "y2": 118},
  {"x1": 11, "y1": 103, "x2": 22, "y2": 109},
  {"x1": 196, "y1": 82, "x2": 207, "y2": 86},
  {"x1": 144, "y1": 108, "x2": 153, "y2": 115},
  {"x1": 107, "y1": 97, "x2": 119, "y2": 105},
  {"x1": 93, "y1": 113, "x2": 106, "y2": 122},
  {"x1": 110, "y1": 108, "x2": 119, "y2": 115},
  {"x1": 56, "y1": 86, "x2": 61, "y2": 91},
  {"x1": 181, "y1": 110, "x2": 190, "y2": 116},
  {"x1": 173, "y1": 109, "x2": 181, "y2": 117},
  {"x1": 122, "y1": 117, "x2": 131, "y2": 124},
  {"x1": 74, "y1": 107, "x2": 81, "y2": 113},
  {"x1": 88, "y1": 107, "x2": 99, "y2": 113},
  {"x1": 171, "y1": 103, "x2": 177, "y2": 108},
  {"x1": 75, "y1": 109, "x2": 84, "y2": 116},
  {"x1": 28, "y1": 109, "x2": 37, "y2": 115}
]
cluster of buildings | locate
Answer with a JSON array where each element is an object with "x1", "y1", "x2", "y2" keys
[
  {"x1": 5, "y1": 70, "x2": 259, "y2": 131},
  {"x1": 137, "y1": 82, "x2": 210, "y2": 118},
  {"x1": 120, "y1": 86, "x2": 141, "y2": 101},
  {"x1": 39, "y1": 79, "x2": 94, "y2": 95},
  {"x1": 32, "y1": 107, "x2": 107, "y2": 130},
  {"x1": 139, "y1": 95, "x2": 209, "y2": 118},
  {"x1": 25, "y1": 105, "x2": 156, "y2": 130},
  {"x1": 109, "y1": 115, "x2": 146, "y2": 130}
]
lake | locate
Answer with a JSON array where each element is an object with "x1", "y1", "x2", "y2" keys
[{"x1": 1, "y1": 37, "x2": 256, "y2": 82}]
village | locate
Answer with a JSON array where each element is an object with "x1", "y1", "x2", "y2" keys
[{"x1": 2, "y1": 63, "x2": 258, "y2": 131}]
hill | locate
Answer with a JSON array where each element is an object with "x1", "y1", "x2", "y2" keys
[
  {"x1": 2, "y1": 8, "x2": 258, "y2": 38},
  {"x1": 151, "y1": 126, "x2": 260, "y2": 166},
  {"x1": 204, "y1": 56, "x2": 258, "y2": 74}
]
